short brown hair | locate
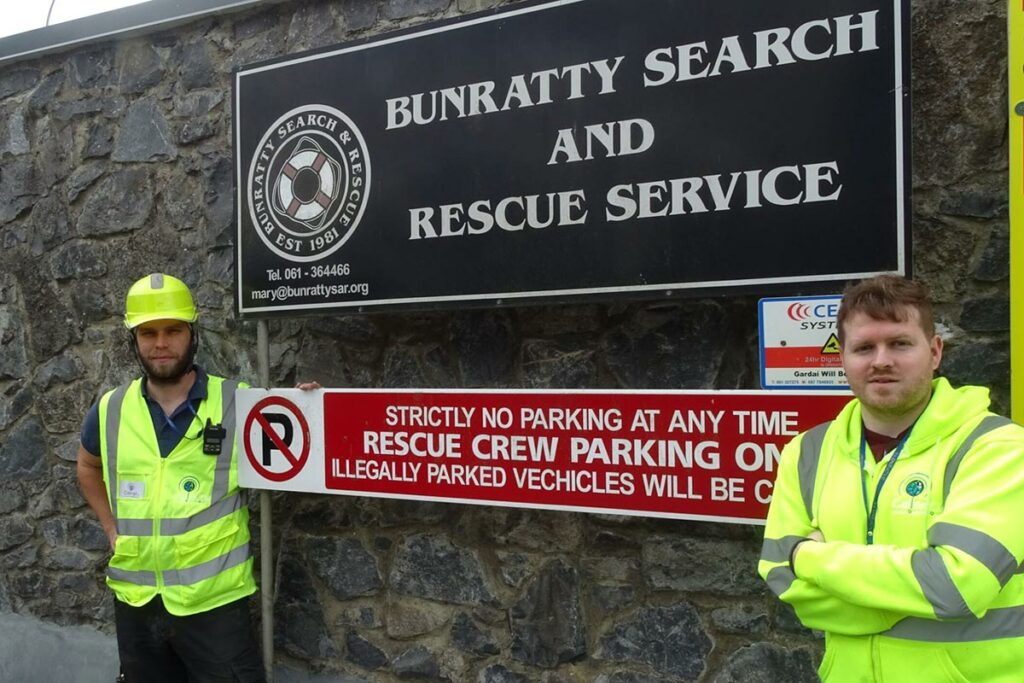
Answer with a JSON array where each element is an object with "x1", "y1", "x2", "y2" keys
[{"x1": 837, "y1": 275, "x2": 935, "y2": 344}]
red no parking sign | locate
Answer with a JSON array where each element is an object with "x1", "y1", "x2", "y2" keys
[{"x1": 242, "y1": 396, "x2": 311, "y2": 482}]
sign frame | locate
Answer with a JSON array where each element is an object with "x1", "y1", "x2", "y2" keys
[{"x1": 233, "y1": 0, "x2": 912, "y2": 318}]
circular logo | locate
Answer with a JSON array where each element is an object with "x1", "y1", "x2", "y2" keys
[
  {"x1": 179, "y1": 476, "x2": 200, "y2": 500},
  {"x1": 905, "y1": 479, "x2": 925, "y2": 497},
  {"x1": 247, "y1": 105, "x2": 371, "y2": 263}
]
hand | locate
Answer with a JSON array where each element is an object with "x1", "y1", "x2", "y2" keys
[
  {"x1": 295, "y1": 381, "x2": 322, "y2": 391},
  {"x1": 807, "y1": 529, "x2": 825, "y2": 543}
]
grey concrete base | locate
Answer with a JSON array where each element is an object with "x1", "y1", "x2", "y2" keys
[
  {"x1": 0, "y1": 610, "x2": 346, "y2": 683},
  {"x1": 0, "y1": 611, "x2": 118, "y2": 683}
]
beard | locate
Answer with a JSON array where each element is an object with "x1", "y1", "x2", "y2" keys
[{"x1": 140, "y1": 352, "x2": 193, "y2": 385}]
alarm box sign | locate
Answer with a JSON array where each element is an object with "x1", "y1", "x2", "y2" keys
[
  {"x1": 234, "y1": 0, "x2": 910, "y2": 315},
  {"x1": 237, "y1": 389, "x2": 851, "y2": 524}
]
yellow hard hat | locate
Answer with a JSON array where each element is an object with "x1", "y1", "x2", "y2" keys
[{"x1": 123, "y1": 274, "x2": 198, "y2": 329}]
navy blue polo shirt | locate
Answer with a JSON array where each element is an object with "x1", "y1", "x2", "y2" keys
[{"x1": 80, "y1": 367, "x2": 209, "y2": 459}]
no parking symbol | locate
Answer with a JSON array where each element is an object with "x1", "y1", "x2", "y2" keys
[{"x1": 243, "y1": 396, "x2": 310, "y2": 482}]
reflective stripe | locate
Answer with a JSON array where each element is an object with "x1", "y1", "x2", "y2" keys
[
  {"x1": 116, "y1": 518, "x2": 153, "y2": 536},
  {"x1": 942, "y1": 415, "x2": 1013, "y2": 501},
  {"x1": 911, "y1": 548, "x2": 972, "y2": 619},
  {"x1": 929, "y1": 522, "x2": 1019, "y2": 586},
  {"x1": 160, "y1": 493, "x2": 242, "y2": 536},
  {"x1": 212, "y1": 380, "x2": 239, "y2": 504},
  {"x1": 798, "y1": 422, "x2": 831, "y2": 520},
  {"x1": 106, "y1": 566, "x2": 157, "y2": 586},
  {"x1": 104, "y1": 383, "x2": 131, "y2": 522},
  {"x1": 765, "y1": 565, "x2": 797, "y2": 597},
  {"x1": 162, "y1": 542, "x2": 250, "y2": 586},
  {"x1": 760, "y1": 536, "x2": 805, "y2": 564},
  {"x1": 884, "y1": 605, "x2": 1024, "y2": 642}
]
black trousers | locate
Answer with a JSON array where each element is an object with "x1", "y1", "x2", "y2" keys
[{"x1": 114, "y1": 596, "x2": 264, "y2": 683}]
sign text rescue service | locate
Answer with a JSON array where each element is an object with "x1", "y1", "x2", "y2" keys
[
  {"x1": 235, "y1": 0, "x2": 909, "y2": 315},
  {"x1": 237, "y1": 389, "x2": 850, "y2": 524}
]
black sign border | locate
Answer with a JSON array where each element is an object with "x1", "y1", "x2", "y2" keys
[{"x1": 233, "y1": 0, "x2": 912, "y2": 318}]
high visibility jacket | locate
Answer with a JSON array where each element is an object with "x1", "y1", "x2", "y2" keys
[
  {"x1": 759, "y1": 378, "x2": 1024, "y2": 682},
  {"x1": 98, "y1": 375, "x2": 256, "y2": 616}
]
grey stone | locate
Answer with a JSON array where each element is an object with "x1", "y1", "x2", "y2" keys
[
  {"x1": 178, "y1": 119, "x2": 217, "y2": 145},
  {"x1": 0, "y1": 156, "x2": 42, "y2": 224},
  {"x1": 939, "y1": 191, "x2": 1007, "y2": 219},
  {"x1": 392, "y1": 645, "x2": 441, "y2": 679},
  {"x1": 36, "y1": 352, "x2": 83, "y2": 390},
  {"x1": 384, "y1": 599, "x2": 448, "y2": 639},
  {"x1": 0, "y1": 303, "x2": 29, "y2": 380},
  {"x1": 0, "y1": 486, "x2": 25, "y2": 514},
  {"x1": 40, "y1": 516, "x2": 70, "y2": 546},
  {"x1": 26, "y1": 193, "x2": 70, "y2": 256},
  {"x1": 346, "y1": 631, "x2": 387, "y2": 670},
  {"x1": 522, "y1": 339, "x2": 598, "y2": 388},
  {"x1": 77, "y1": 168, "x2": 153, "y2": 235},
  {"x1": 276, "y1": 601, "x2": 340, "y2": 661},
  {"x1": 70, "y1": 517, "x2": 110, "y2": 552},
  {"x1": 0, "y1": 515, "x2": 33, "y2": 550},
  {"x1": 203, "y1": 155, "x2": 234, "y2": 241},
  {"x1": 235, "y1": 9, "x2": 280, "y2": 39},
  {"x1": 390, "y1": 534, "x2": 495, "y2": 606},
  {"x1": 26, "y1": 71, "x2": 65, "y2": 111},
  {"x1": 58, "y1": 574, "x2": 94, "y2": 593},
  {"x1": 276, "y1": 551, "x2": 319, "y2": 607},
  {"x1": 83, "y1": 122, "x2": 114, "y2": 159},
  {"x1": 590, "y1": 584, "x2": 635, "y2": 614},
  {"x1": 1, "y1": 544, "x2": 37, "y2": 569},
  {"x1": 496, "y1": 551, "x2": 532, "y2": 588},
  {"x1": 451, "y1": 612, "x2": 500, "y2": 656},
  {"x1": 45, "y1": 547, "x2": 91, "y2": 571},
  {"x1": 942, "y1": 342, "x2": 1010, "y2": 390},
  {"x1": 287, "y1": 3, "x2": 339, "y2": 51},
  {"x1": 0, "y1": 386, "x2": 34, "y2": 427},
  {"x1": 711, "y1": 643, "x2": 818, "y2": 683},
  {"x1": 453, "y1": 311, "x2": 514, "y2": 385},
  {"x1": 66, "y1": 165, "x2": 105, "y2": 204},
  {"x1": 458, "y1": 0, "x2": 501, "y2": 12},
  {"x1": 711, "y1": 604, "x2": 770, "y2": 635},
  {"x1": 0, "y1": 68, "x2": 40, "y2": 99},
  {"x1": 0, "y1": 417, "x2": 48, "y2": 480},
  {"x1": 179, "y1": 42, "x2": 216, "y2": 90},
  {"x1": 173, "y1": 90, "x2": 224, "y2": 118},
  {"x1": 307, "y1": 536, "x2": 382, "y2": 599},
  {"x1": 603, "y1": 303, "x2": 728, "y2": 388},
  {"x1": 117, "y1": 42, "x2": 164, "y2": 93},
  {"x1": 478, "y1": 665, "x2": 529, "y2": 683},
  {"x1": 50, "y1": 241, "x2": 108, "y2": 280},
  {"x1": 0, "y1": 106, "x2": 30, "y2": 157},
  {"x1": 960, "y1": 297, "x2": 1009, "y2": 332},
  {"x1": 383, "y1": 0, "x2": 451, "y2": 20},
  {"x1": 51, "y1": 95, "x2": 125, "y2": 122},
  {"x1": 595, "y1": 674, "x2": 671, "y2": 683},
  {"x1": 68, "y1": 47, "x2": 114, "y2": 87},
  {"x1": 643, "y1": 536, "x2": 764, "y2": 595},
  {"x1": 111, "y1": 97, "x2": 177, "y2": 162},
  {"x1": 598, "y1": 603, "x2": 713, "y2": 680},
  {"x1": 339, "y1": 0, "x2": 379, "y2": 30},
  {"x1": 510, "y1": 561, "x2": 586, "y2": 667},
  {"x1": 974, "y1": 224, "x2": 1009, "y2": 282}
]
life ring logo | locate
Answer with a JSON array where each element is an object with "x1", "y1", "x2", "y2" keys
[{"x1": 248, "y1": 105, "x2": 370, "y2": 262}]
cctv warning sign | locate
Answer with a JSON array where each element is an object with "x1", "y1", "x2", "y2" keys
[
  {"x1": 236, "y1": 388, "x2": 850, "y2": 524},
  {"x1": 759, "y1": 295, "x2": 849, "y2": 389}
]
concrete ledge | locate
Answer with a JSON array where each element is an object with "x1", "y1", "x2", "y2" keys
[{"x1": 0, "y1": 611, "x2": 118, "y2": 683}]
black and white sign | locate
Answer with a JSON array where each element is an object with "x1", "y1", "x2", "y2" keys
[{"x1": 234, "y1": 0, "x2": 910, "y2": 316}]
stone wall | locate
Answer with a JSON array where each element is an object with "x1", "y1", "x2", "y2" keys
[{"x1": 0, "y1": 0, "x2": 1011, "y2": 681}]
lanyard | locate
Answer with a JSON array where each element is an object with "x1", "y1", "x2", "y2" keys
[
  {"x1": 858, "y1": 424, "x2": 915, "y2": 545},
  {"x1": 162, "y1": 400, "x2": 200, "y2": 440}
]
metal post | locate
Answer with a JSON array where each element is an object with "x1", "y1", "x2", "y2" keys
[{"x1": 257, "y1": 320, "x2": 274, "y2": 682}]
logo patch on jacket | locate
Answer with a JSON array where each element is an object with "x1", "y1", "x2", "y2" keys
[
  {"x1": 893, "y1": 473, "x2": 930, "y2": 513},
  {"x1": 119, "y1": 480, "x2": 145, "y2": 499},
  {"x1": 179, "y1": 476, "x2": 200, "y2": 502}
]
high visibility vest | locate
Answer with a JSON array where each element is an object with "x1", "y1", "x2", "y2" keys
[
  {"x1": 759, "y1": 379, "x2": 1024, "y2": 683},
  {"x1": 98, "y1": 375, "x2": 256, "y2": 616}
]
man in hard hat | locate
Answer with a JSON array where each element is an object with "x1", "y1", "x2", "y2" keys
[
  {"x1": 77, "y1": 274, "x2": 263, "y2": 681},
  {"x1": 758, "y1": 274, "x2": 1024, "y2": 681}
]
